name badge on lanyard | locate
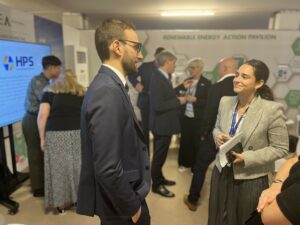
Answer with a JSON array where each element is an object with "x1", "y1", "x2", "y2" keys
[
  {"x1": 186, "y1": 102, "x2": 193, "y2": 110},
  {"x1": 229, "y1": 105, "x2": 249, "y2": 137}
]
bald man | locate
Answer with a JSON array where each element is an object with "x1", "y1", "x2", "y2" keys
[{"x1": 184, "y1": 57, "x2": 238, "y2": 211}]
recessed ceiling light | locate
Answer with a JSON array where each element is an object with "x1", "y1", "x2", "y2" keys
[{"x1": 160, "y1": 10, "x2": 215, "y2": 17}]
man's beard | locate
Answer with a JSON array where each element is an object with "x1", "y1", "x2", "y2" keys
[{"x1": 122, "y1": 53, "x2": 138, "y2": 76}]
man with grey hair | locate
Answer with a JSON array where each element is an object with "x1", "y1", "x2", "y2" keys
[
  {"x1": 77, "y1": 18, "x2": 150, "y2": 225},
  {"x1": 175, "y1": 57, "x2": 211, "y2": 171},
  {"x1": 149, "y1": 51, "x2": 187, "y2": 198}
]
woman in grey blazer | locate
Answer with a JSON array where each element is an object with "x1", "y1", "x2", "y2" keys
[{"x1": 207, "y1": 59, "x2": 289, "y2": 225}]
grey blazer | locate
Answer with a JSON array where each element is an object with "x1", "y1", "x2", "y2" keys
[{"x1": 213, "y1": 95, "x2": 289, "y2": 180}]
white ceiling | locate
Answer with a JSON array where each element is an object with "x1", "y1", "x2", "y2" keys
[{"x1": 1, "y1": 0, "x2": 300, "y2": 29}]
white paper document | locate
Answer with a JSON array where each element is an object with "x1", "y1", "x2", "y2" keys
[{"x1": 218, "y1": 132, "x2": 243, "y2": 168}]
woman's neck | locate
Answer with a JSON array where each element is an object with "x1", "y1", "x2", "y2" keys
[
  {"x1": 238, "y1": 92, "x2": 256, "y2": 108},
  {"x1": 192, "y1": 73, "x2": 201, "y2": 80}
]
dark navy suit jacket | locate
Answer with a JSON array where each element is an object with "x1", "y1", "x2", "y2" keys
[
  {"x1": 77, "y1": 66, "x2": 151, "y2": 220},
  {"x1": 149, "y1": 69, "x2": 181, "y2": 136},
  {"x1": 128, "y1": 60, "x2": 157, "y2": 110}
]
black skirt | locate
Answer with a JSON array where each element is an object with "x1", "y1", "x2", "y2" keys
[{"x1": 207, "y1": 165, "x2": 268, "y2": 225}]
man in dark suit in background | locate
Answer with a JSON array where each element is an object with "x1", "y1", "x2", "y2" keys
[
  {"x1": 128, "y1": 47, "x2": 165, "y2": 148},
  {"x1": 77, "y1": 18, "x2": 151, "y2": 225},
  {"x1": 184, "y1": 57, "x2": 238, "y2": 211},
  {"x1": 149, "y1": 51, "x2": 187, "y2": 198}
]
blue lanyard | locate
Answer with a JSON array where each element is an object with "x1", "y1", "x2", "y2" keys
[{"x1": 229, "y1": 105, "x2": 249, "y2": 137}]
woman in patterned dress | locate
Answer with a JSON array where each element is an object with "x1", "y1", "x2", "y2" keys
[{"x1": 37, "y1": 70, "x2": 86, "y2": 214}]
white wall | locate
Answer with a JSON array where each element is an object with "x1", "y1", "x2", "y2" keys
[
  {"x1": 63, "y1": 24, "x2": 81, "y2": 46},
  {"x1": 0, "y1": 0, "x2": 63, "y2": 23},
  {"x1": 62, "y1": 26, "x2": 100, "y2": 83},
  {"x1": 80, "y1": 30, "x2": 101, "y2": 81},
  {"x1": 274, "y1": 11, "x2": 300, "y2": 30}
]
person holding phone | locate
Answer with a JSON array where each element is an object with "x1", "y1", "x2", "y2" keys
[
  {"x1": 207, "y1": 59, "x2": 289, "y2": 225},
  {"x1": 175, "y1": 58, "x2": 211, "y2": 172}
]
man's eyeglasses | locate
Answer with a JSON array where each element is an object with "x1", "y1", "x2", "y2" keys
[{"x1": 118, "y1": 39, "x2": 142, "y2": 53}]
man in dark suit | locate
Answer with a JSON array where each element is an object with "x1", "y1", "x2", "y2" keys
[
  {"x1": 77, "y1": 18, "x2": 151, "y2": 225},
  {"x1": 184, "y1": 57, "x2": 238, "y2": 211},
  {"x1": 149, "y1": 51, "x2": 187, "y2": 198},
  {"x1": 128, "y1": 47, "x2": 165, "y2": 148}
]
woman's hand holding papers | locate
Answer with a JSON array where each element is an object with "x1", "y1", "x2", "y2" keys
[{"x1": 216, "y1": 133, "x2": 231, "y2": 146}]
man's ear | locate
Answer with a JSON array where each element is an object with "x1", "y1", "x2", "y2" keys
[{"x1": 110, "y1": 40, "x2": 123, "y2": 57}]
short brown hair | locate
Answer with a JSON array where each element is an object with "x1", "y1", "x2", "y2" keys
[{"x1": 95, "y1": 18, "x2": 135, "y2": 62}]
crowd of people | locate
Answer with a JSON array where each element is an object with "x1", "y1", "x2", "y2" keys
[{"x1": 21, "y1": 18, "x2": 299, "y2": 225}]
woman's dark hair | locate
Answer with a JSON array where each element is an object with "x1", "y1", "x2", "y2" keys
[
  {"x1": 245, "y1": 59, "x2": 274, "y2": 100},
  {"x1": 258, "y1": 85, "x2": 274, "y2": 101}
]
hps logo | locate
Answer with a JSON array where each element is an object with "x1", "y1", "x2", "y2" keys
[
  {"x1": 3, "y1": 55, "x2": 34, "y2": 71},
  {"x1": 3, "y1": 56, "x2": 14, "y2": 71}
]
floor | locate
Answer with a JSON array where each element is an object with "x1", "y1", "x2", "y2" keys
[{"x1": 0, "y1": 140, "x2": 214, "y2": 225}]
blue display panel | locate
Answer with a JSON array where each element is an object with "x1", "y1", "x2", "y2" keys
[{"x1": 0, "y1": 40, "x2": 51, "y2": 127}]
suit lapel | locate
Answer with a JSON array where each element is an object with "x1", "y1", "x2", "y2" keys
[
  {"x1": 195, "y1": 77, "x2": 205, "y2": 96},
  {"x1": 157, "y1": 70, "x2": 173, "y2": 88},
  {"x1": 100, "y1": 66, "x2": 146, "y2": 141},
  {"x1": 239, "y1": 96, "x2": 263, "y2": 146},
  {"x1": 224, "y1": 98, "x2": 236, "y2": 134},
  {"x1": 120, "y1": 83, "x2": 145, "y2": 136}
]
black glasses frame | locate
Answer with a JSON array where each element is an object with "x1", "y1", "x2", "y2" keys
[{"x1": 118, "y1": 39, "x2": 142, "y2": 53}]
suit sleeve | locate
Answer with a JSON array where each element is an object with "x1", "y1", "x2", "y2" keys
[
  {"x1": 86, "y1": 85, "x2": 140, "y2": 217},
  {"x1": 150, "y1": 76, "x2": 180, "y2": 113},
  {"x1": 174, "y1": 83, "x2": 186, "y2": 96},
  {"x1": 242, "y1": 103, "x2": 289, "y2": 168},
  {"x1": 201, "y1": 85, "x2": 221, "y2": 135},
  {"x1": 193, "y1": 81, "x2": 211, "y2": 108}
]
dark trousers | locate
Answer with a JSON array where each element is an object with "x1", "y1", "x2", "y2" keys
[
  {"x1": 188, "y1": 136, "x2": 217, "y2": 203},
  {"x1": 151, "y1": 134, "x2": 172, "y2": 187},
  {"x1": 101, "y1": 201, "x2": 150, "y2": 225},
  {"x1": 178, "y1": 116, "x2": 200, "y2": 167},
  {"x1": 22, "y1": 113, "x2": 44, "y2": 191},
  {"x1": 140, "y1": 108, "x2": 150, "y2": 149}
]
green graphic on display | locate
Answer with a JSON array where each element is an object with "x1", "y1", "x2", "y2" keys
[
  {"x1": 203, "y1": 66, "x2": 219, "y2": 84},
  {"x1": 285, "y1": 90, "x2": 300, "y2": 107},
  {"x1": 291, "y1": 37, "x2": 300, "y2": 56}
]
